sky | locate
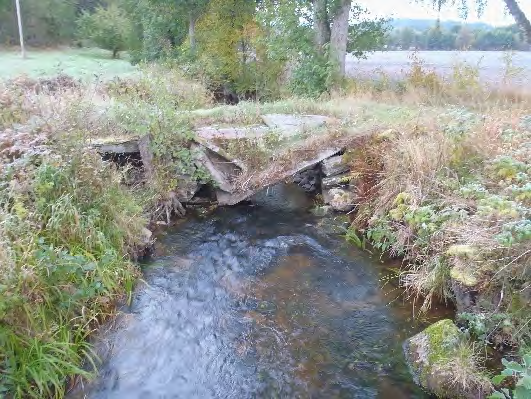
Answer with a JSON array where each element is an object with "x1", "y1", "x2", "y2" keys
[{"x1": 357, "y1": 0, "x2": 531, "y2": 26}]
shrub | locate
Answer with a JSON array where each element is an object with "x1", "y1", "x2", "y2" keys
[
  {"x1": 77, "y1": 5, "x2": 133, "y2": 58},
  {"x1": 289, "y1": 51, "x2": 334, "y2": 98}
]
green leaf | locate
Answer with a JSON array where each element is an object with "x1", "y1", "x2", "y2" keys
[
  {"x1": 514, "y1": 385, "x2": 530, "y2": 399},
  {"x1": 492, "y1": 375, "x2": 507, "y2": 385},
  {"x1": 488, "y1": 391, "x2": 508, "y2": 399},
  {"x1": 517, "y1": 375, "x2": 531, "y2": 390},
  {"x1": 505, "y1": 361, "x2": 524, "y2": 373}
]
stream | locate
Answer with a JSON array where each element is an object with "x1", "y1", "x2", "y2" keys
[{"x1": 74, "y1": 184, "x2": 452, "y2": 399}]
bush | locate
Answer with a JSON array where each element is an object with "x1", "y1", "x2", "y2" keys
[
  {"x1": 77, "y1": 5, "x2": 133, "y2": 58},
  {"x1": 289, "y1": 51, "x2": 334, "y2": 98}
]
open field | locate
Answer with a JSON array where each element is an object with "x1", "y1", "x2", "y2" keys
[
  {"x1": 0, "y1": 47, "x2": 137, "y2": 81},
  {"x1": 347, "y1": 50, "x2": 531, "y2": 87}
]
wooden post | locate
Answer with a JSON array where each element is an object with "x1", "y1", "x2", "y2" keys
[{"x1": 15, "y1": 0, "x2": 26, "y2": 59}]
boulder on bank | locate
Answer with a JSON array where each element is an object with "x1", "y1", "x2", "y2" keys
[{"x1": 404, "y1": 319, "x2": 492, "y2": 399}]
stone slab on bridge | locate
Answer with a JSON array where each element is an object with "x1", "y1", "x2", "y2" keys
[
  {"x1": 215, "y1": 147, "x2": 342, "y2": 206},
  {"x1": 87, "y1": 113, "x2": 343, "y2": 206}
]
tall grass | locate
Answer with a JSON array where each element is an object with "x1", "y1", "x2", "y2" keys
[{"x1": 0, "y1": 149, "x2": 146, "y2": 397}]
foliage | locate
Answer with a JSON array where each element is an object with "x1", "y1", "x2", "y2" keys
[
  {"x1": 0, "y1": 149, "x2": 146, "y2": 397},
  {"x1": 490, "y1": 355, "x2": 531, "y2": 399},
  {"x1": 77, "y1": 4, "x2": 133, "y2": 58},
  {"x1": 102, "y1": 64, "x2": 213, "y2": 219},
  {"x1": 289, "y1": 51, "x2": 335, "y2": 98},
  {"x1": 345, "y1": 69, "x2": 531, "y2": 346},
  {"x1": 386, "y1": 23, "x2": 528, "y2": 51},
  {"x1": 0, "y1": 0, "x2": 79, "y2": 46}
]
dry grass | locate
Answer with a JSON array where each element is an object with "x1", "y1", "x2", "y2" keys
[{"x1": 345, "y1": 92, "x2": 531, "y2": 346}]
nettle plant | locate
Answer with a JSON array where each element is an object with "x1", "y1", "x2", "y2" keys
[
  {"x1": 441, "y1": 107, "x2": 482, "y2": 141},
  {"x1": 490, "y1": 156, "x2": 529, "y2": 183},
  {"x1": 490, "y1": 355, "x2": 531, "y2": 399},
  {"x1": 495, "y1": 220, "x2": 531, "y2": 247},
  {"x1": 460, "y1": 181, "x2": 489, "y2": 200}
]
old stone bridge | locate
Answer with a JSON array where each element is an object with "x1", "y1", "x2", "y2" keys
[{"x1": 90, "y1": 113, "x2": 362, "y2": 212}]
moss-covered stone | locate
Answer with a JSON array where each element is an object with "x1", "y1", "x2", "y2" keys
[
  {"x1": 404, "y1": 319, "x2": 492, "y2": 399},
  {"x1": 450, "y1": 266, "x2": 479, "y2": 287},
  {"x1": 446, "y1": 244, "x2": 478, "y2": 259}
]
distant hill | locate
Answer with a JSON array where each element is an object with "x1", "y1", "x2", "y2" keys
[{"x1": 390, "y1": 18, "x2": 494, "y2": 31}]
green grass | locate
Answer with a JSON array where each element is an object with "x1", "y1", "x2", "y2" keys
[{"x1": 0, "y1": 47, "x2": 137, "y2": 81}]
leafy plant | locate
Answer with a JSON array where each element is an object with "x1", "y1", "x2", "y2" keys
[{"x1": 490, "y1": 355, "x2": 531, "y2": 399}]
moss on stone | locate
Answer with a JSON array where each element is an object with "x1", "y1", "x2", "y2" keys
[
  {"x1": 404, "y1": 319, "x2": 492, "y2": 399},
  {"x1": 446, "y1": 244, "x2": 478, "y2": 259},
  {"x1": 423, "y1": 319, "x2": 460, "y2": 366},
  {"x1": 450, "y1": 266, "x2": 479, "y2": 287}
]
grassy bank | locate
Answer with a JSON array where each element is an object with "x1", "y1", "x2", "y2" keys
[
  {"x1": 339, "y1": 65, "x2": 531, "y2": 396},
  {"x1": 0, "y1": 48, "x2": 137, "y2": 81},
  {"x1": 0, "y1": 75, "x2": 148, "y2": 397}
]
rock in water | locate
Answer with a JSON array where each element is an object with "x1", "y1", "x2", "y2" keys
[
  {"x1": 322, "y1": 188, "x2": 355, "y2": 212},
  {"x1": 321, "y1": 173, "x2": 351, "y2": 189},
  {"x1": 403, "y1": 319, "x2": 492, "y2": 399}
]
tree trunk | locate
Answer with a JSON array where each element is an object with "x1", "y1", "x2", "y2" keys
[
  {"x1": 329, "y1": 0, "x2": 351, "y2": 76},
  {"x1": 112, "y1": 48, "x2": 119, "y2": 58},
  {"x1": 313, "y1": 0, "x2": 330, "y2": 52},
  {"x1": 189, "y1": 13, "x2": 197, "y2": 52},
  {"x1": 504, "y1": 0, "x2": 531, "y2": 43}
]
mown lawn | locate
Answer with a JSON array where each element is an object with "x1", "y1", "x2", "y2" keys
[{"x1": 0, "y1": 47, "x2": 137, "y2": 81}]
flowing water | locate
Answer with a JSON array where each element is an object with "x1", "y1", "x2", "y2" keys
[{"x1": 74, "y1": 184, "x2": 452, "y2": 399}]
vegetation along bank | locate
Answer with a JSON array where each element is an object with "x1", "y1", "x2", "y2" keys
[{"x1": 1, "y1": 0, "x2": 531, "y2": 398}]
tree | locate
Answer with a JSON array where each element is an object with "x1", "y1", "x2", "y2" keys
[
  {"x1": 0, "y1": 0, "x2": 79, "y2": 47},
  {"x1": 425, "y1": 0, "x2": 531, "y2": 43},
  {"x1": 329, "y1": 0, "x2": 351, "y2": 76},
  {"x1": 400, "y1": 27, "x2": 415, "y2": 49},
  {"x1": 181, "y1": 0, "x2": 210, "y2": 53},
  {"x1": 347, "y1": 10, "x2": 388, "y2": 56},
  {"x1": 77, "y1": 4, "x2": 133, "y2": 58},
  {"x1": 455, "y1": 26, "x2": 474, "y2": 49},
  {"x1": 311, "y1": 1, "x2": 386, "y2": 77},
  {"x1": 145, "y1": 0, "x2": 210, "y2": 54}
]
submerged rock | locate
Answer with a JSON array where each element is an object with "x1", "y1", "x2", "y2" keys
[
  {"x1": 403, "y1": 319, "x2": 492, "y2": 399},
  {"x1": 315, "y1": 214, "x2": 350, "y2": 234}
]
